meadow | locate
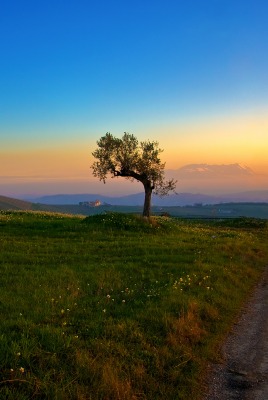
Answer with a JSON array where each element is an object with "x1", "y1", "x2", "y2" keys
[{"x1": 0, "y1": 211, "x2": 267, "y2": 399}]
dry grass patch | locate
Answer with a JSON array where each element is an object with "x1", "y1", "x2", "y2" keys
[{"x1": 166, "y1": 302, "x2": 206, "y2": 348}]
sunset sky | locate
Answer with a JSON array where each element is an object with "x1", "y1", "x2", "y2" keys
[{"x1": 1, "y1": 0, "x2": 268, "y2": 197}]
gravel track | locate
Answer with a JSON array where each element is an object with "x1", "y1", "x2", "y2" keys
[{"x1": 203, "y1": 266, "x2": 268, "y2": 400}]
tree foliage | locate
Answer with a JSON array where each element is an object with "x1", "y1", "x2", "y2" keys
[{"x1": 91, "y1": 132, "x2": 176, "y2": 216}]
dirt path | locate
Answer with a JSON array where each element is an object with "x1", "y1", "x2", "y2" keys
[{"x1": 203, "y1": 266, "x2": 268, "y2": 400}]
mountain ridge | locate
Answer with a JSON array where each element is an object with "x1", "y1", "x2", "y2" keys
[{"x1": 172, "y1": 163, "x2": 255, "y2": 176}]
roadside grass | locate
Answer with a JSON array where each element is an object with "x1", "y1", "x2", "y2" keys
[{"x1": 0, "y1": 211, "x2": 267, "y2": 399}]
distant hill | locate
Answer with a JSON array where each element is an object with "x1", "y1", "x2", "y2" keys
[
  {"x1": 29, "y1": 193, "x2": 146, "y2": 206},
  {"x1": 29, "y1": 192, "x2": 220, "y2": 206},
  {"x1": 29, "y1": 190, "x2": 268, "y2": 206}
]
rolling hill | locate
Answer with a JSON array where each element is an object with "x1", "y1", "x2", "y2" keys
[
  {"x1": 0, "y1": 195, "x2": 76, "y2": 214},
  {"x1": 0, "y1": 195, "x2": 33, "y2": 210}
]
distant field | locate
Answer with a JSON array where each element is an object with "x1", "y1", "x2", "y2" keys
[
  {"x1": 0, "y1": 211, "x2": 267, "y2": 399},
  {"x1": 1, "y1": 195, "x2": 268, "y2": 219},
  {"x1": 36, "y1": 202, "x2": 268, "y2": 219}
]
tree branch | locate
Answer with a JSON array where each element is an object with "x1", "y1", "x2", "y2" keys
[{"x1": 114, "y1": 168, "x2": 147, "y2": 183}]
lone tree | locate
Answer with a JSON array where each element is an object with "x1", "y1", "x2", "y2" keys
[{"x1": 91, "y1": 132, "x2": 176, "y2": 217}]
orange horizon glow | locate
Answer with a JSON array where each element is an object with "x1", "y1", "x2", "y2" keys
[
  {"x1": 1, "y1": 111, "x2": 268, "y2": 197},
  {"x1": 149, "y1": 111, "x2": 268, "y2": 173}
]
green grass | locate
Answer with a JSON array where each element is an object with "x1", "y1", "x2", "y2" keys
[{"x1": 0, "y1": 211, "x2": 267, "y2": 399}]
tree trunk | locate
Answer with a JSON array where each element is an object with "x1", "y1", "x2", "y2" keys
[{"x1": 143, "y1": 183, "x2": 152, "y2": 217}]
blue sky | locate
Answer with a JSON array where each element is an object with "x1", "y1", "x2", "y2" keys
[{"x1": 1, "y1": 0, "x2": 268, "y2": 196}]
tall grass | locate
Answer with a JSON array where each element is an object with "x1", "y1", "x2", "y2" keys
[{"x1": 0, "y1": 211, "x2": 267, "y2": 399}]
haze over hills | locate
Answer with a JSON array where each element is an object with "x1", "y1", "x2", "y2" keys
[
  {"x1": 165, "y1": 163, "x2": 266, "y2": 194},
  {"x1": 2, "y1": 163, "x2": 267, "y2": 204},
  {"x1": 23, "y1": 163, "x2": 267, "y2": 206}
]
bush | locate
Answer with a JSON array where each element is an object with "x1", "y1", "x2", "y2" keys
[{"x1": 82, "y1": 212, "x2": 175, "y2": 232}]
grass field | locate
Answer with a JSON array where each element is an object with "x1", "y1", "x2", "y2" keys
[{"x1": 0, "y1": 211, "x2": 267, "y2": 399}]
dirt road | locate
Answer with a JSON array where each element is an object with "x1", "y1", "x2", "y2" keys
[{"x1": 203, "y1": 266, "x2": 268, "y2": 400}]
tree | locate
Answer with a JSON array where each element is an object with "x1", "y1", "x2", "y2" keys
[{"x1": 91, "y1": 132, "x2": 176, "y2": 217}]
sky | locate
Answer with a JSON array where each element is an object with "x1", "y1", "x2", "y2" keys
[{"x1": 1, "y1": 0, "x2": 268, "y2": 197}]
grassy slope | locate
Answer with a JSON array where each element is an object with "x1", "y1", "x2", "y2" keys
[
  {"x1": 0, "y1": 195, "x2": 83, "y2": 215},
  {"x1": 0, "y1": 195, "x2": 33, "y2": 210},
  {"x1": 0, "y1": 211, "x2": 267, "y2": 399}
]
